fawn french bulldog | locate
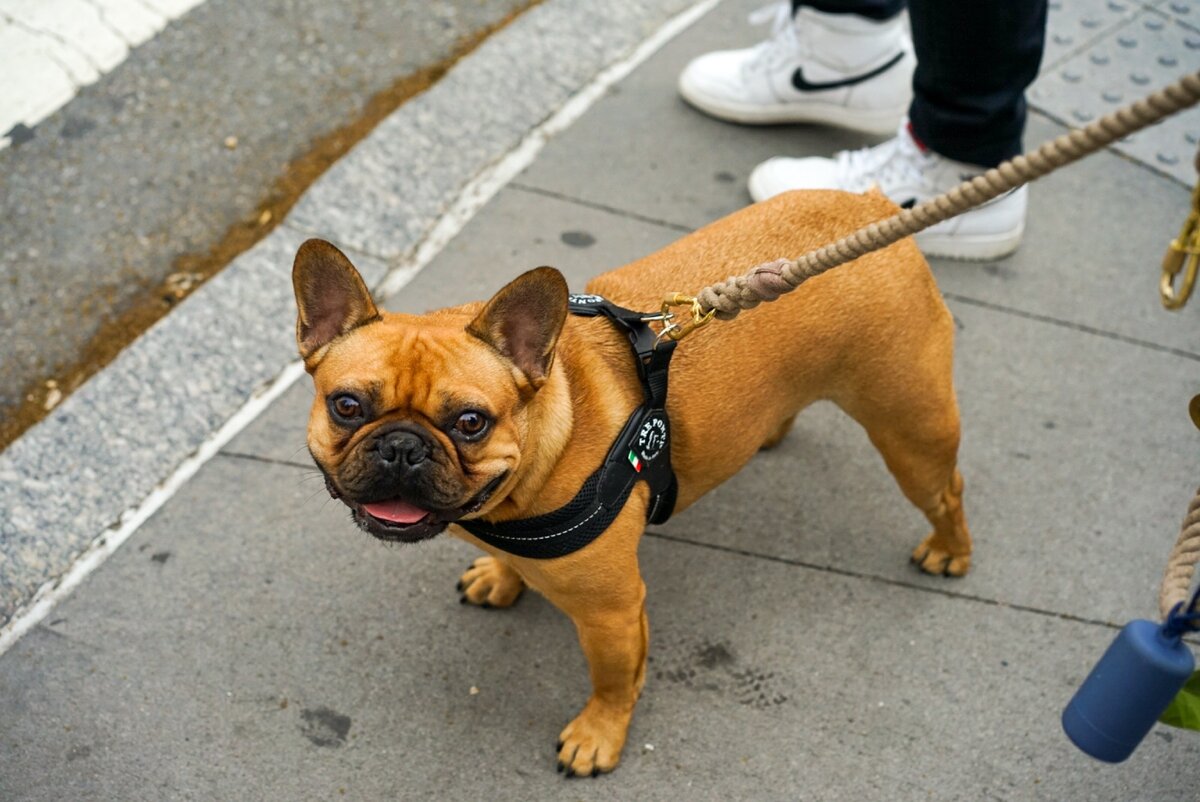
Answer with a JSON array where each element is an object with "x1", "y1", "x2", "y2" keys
[{"x1": 293, "y1": 189, "x2": 971, "y2": 776}]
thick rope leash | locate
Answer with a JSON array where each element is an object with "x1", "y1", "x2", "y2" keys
[
  {"x1": 673, "y1": 69, "x2": 1200, "y2": 328},
  {"x1": 1161, "y1": 401, "x2": 1200, "y2": 623},
  {"x1": 1161, "y1": 486, "x2": 1200, "y2": 621}
]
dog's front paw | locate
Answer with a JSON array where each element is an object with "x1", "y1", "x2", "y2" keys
[
  {"x1": 556, "y1": 699, "x2": 632, "y2": 777},
  {"x1": 911, "y1": 533, "x2": 971, "y2": 577},
  {"x1": 457, "y1": 556, "x2": 525, "y2": 607}
]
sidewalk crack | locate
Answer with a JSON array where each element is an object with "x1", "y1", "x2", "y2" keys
[
  {"x1": 129, "y1": 0, "x2": 168, "y2": 20},
  {"x1": 0, "y1": 12, "x2": 101, "y2": 83},
  {"x1": 942, "y1": 292, "x2": 1200, "y2": 363},
  {"x1": 220, "y1": 451, "x2": 315, "y2": 471},
  {"x1": 78, "y1": 0, "x2": 136, "y2": 47},
  {"x1": 644, "y1": 529, "x2": 1166, "y2": 636},
  {"x1": 509, "y1": 183, "x2": 694, "y2": 233},
  {"x1": 33, "y1": 622, "x2": 103, "y2": 651}
]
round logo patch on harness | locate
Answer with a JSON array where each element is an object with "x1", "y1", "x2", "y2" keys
[
  {"x1": 568, "y1": 293, "x2": 605, "y2": 305},
  {"x1": 636, "y1": 417, "x2": 668, "y2": 463}
]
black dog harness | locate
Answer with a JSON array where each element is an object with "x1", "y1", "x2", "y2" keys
[{"x1": 459, "y1": 294, "x2": 678, "y2": 559}]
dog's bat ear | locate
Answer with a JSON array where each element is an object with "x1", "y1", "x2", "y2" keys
[
  {"x1": 292, "y1": 239, "x2": 380, "y2": 362},
  {"x1": 467, "y1": 267, "x2": 569, "y2": 389}
]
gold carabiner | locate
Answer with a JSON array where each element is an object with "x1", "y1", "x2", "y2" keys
[
  {"x1": 657, "y1": 292, "x2": 716, "y2": 343},
  {"x1": 1161, "y1": 181, "x2": 1200, "y2": 311}
]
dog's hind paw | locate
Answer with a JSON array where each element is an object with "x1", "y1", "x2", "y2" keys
[
  {"x1": 457, "y1": 556, "x2": 525, "y2": 608},
  {"x1": 911, "y1": 534, "x2": 971, "y2": 577}
]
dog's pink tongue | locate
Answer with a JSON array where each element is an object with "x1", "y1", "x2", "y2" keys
[{"x1": 361, "y1": 499, "x2": 429, "y2": 524}]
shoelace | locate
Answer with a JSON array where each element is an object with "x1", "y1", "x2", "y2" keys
[
  {"x1": 744, "y1": 1, "x2": 798, "y2": 75},
  {"x1": 748, "y1": 0, "x2": 791, "y2": 31},
  {"x1": 834, "y1": 127, "x2": 934, "y2": 195},
  {"x1": 834, "y1": 130, "x2": 1016, "y2": 212}
]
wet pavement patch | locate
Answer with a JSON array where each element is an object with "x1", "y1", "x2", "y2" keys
[
  {"x1": 300, "y1": 706, "x2": 352, "y2": 747},
  {"x1": 560, "y1": 230, "x2": 596, "y2": 248},
  {"x1": 5, "y1": 123, "x2": 34, "y2": 147}
]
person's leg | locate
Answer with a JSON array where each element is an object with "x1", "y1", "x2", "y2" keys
[
  {"x1": 907, "y1": 0, "x2": 1048, "y2": 167},
  {"x1": 678, "y1": 0, "x2": 914, "y2": 135},
  {"x1": 795, "y1": 0, "x2": 903, "y2": 20},
  {"x1": 746, "y1": 0, "x2": 1048, "y2": 260}
]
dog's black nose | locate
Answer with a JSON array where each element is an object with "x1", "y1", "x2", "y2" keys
[{"x1": 377, "y1": 430, "x2": 429, "y2": 468}]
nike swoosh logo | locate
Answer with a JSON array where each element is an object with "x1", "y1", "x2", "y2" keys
[{"x1": 792, "y1": 51, "x2": 906, "y2": 92}]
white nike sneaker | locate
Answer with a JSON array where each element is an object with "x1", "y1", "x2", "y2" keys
[
  {"x1": 748, "y1": 124, "x2": 1027, "y2": 260},
  {"x1": 677, "y1": 2, "x2": 914, "y2": 136}
]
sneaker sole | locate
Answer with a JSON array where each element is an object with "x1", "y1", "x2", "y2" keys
[
  {"x1": 915, "y1": 223, "x2": 1025, "y2": 261},
  {"x1": 678, "y1": 77, "x2": 905, "y2": 137},
  {"x1": 749, "y1": 175, "x2": 1025, "y2": 261},
  {"x1": 746, "y1": 168, "x2": 787, "y2": 204}
]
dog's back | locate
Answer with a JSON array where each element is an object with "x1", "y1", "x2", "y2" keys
[{"x1": 587, "y1": 189, "x2": 959, "y2": 524}]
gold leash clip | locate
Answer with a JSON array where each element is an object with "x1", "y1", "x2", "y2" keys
[
  {"x1": 657, "y1": 293, "x2": 716, "y2": 343},
  {"x1": 1161, "y1": 181, "x2": 1200, "y2": 310}
]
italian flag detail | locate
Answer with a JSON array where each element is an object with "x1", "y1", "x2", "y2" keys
[{"x1": 628, "y1": 450, "x2": 642, "y2": 472}]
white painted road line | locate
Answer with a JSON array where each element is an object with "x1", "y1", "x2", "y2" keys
[{"x1": 0, "y1": 0, "x2": 207, "y2": 149}]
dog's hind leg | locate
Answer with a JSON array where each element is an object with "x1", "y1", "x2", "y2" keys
[
  {"x1": 835, "y1": 371, "x2": 973, "y2": 577},
  {"x1": 909, "y1": 467, "x2": 970, "y2": 576}
]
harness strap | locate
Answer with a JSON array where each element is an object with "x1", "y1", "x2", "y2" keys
[{"x1": 458, "y1": 293, "x2": 678, "y2": 559}]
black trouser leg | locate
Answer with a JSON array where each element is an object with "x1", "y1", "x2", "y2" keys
[
  {"x1": 907, "y1": 0, "x2": 1048, "y2": 166},
  {"x1": 789, "y1": 0, "x2": 1047, "y2": 167},
  {"x1": 792, "y1": 0, "x2": 904, "y2": 20}
]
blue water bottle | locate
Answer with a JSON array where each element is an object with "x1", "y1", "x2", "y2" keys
[{"x1": 1062, "y1": 614, "x2": 1195, "y2": 762}]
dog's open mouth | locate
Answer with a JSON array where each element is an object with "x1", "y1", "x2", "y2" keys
[
  {"x1": 347, "y1": 472, "x2": 508, "y2": 543},
  {"x1": 353, "y1": 499, "x2": 446, "y2": 543}
]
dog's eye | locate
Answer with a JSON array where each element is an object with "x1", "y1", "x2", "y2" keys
[
  {"x1": 454, "y1": 411, "x2": 489, "y2": 438},
  {"x1": 329, "y1": 393, "x2": 365, "y2": 424}
]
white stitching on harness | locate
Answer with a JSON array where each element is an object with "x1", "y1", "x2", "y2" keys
[{"x1": 471, "y1": 504, "x2": 606, "y2": 542}]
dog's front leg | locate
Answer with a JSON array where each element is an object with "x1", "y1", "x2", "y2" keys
[
  {"x1": 519, "y1": 510, "x2": 649, "y2": 777},
  {"x1": 457, "y1": 554, "x2": 525, "y2": 607},
  {"x1": 554, "y1": 583, "x2": 648, "y2": 776}
]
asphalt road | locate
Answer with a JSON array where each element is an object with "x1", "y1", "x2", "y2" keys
[{"x1": 0, "y1": 0, "x2": 529, "y2": 444}]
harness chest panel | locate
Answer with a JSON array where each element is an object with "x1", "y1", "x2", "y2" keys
[{"x1": 458, "y1": 294, "x2": 678, "y2": 559}]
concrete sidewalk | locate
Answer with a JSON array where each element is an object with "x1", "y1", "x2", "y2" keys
[{"x1": 3, "y1": 0, "x2": 1200, "y2": 799}]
